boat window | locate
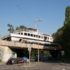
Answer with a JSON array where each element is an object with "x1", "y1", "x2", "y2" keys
[
  {"x1": 18, "y1": 33, "x2": 20, "y2": 34},
  {"x1": 24, "y1": 33, "x2": 27, "y2": 35},
  {"x1": 38, "y1": 36, "x2": 40, "y2": 38},
  {"x1": 21, "y1": 33, "x2": 23, "y2": 35},
  {"x1": 34, "y1": 35, "x2": 35, "y2": 37},
  {"x1": 44, "y1": 37, "x2": 47, "y2": 41},
  {"x1": 28, "y1": 33, "x2": 30, "y2": 36},
  {"x1": 31, "y1": 34, "x2": 33, "y2": 37}
]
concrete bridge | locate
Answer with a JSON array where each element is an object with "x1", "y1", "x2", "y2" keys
[
  {"x1": 0, "y1": 39, "x2": 43, "y2": 49},
  {"x1": 0, "y1": 39, "x2": 61, "y2": 50},
  {"x1": 0, "y1": 39, "x2": 62, "y2": 62}
]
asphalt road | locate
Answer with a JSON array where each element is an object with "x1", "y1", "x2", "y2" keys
[{"x1": 0, "y1": 62, "x2": 70, "y2": 70}]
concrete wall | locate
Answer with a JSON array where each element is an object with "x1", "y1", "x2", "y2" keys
[{"x1": 0, "y1": 46, "x2": 17, "y2": 63}]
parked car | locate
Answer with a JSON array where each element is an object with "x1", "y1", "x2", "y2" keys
[
  {"x1": 6, "y1": 58, "x2": 17, "y2": 65},
  {"x1": 22, "y1": 57, "x2": 29, "y2": 62},
  {"x1": 6, "y1": 57, "x2": 24, "y2": 65},
  {"x1": 17, "y1": 57, "x2": 24, "y2": 63}
]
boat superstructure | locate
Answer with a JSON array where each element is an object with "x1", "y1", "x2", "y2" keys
[{"x1": 10, "y1": 28, "x2": 53, "y2": 44}]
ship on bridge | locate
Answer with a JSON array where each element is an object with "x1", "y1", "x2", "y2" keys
[{"x1": 0, "y1": 27, "x2": 62, "y2": 63}]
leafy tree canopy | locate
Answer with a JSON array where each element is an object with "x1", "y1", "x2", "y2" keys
[
  {"x1": 52, "y1": 6, "x2": 70, "y2": 59},
  {"x1": 7, "y1": 24, "x2": 27, "y2": 33}
]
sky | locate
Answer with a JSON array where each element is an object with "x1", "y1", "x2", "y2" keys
[{"x1": 0, "y1": 0, "x2": 70, "y2": 37}]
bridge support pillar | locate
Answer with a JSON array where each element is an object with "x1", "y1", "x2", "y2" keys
[{"x1": 38, "y1": 48, "x2": 40, "y2": 62}]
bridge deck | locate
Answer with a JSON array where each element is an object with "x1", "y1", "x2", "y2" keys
[
  {"x1": 0, "y1": 39, "x2": 61, "y2": 50},
  {"x1": 0, "y1": 39, "x2": 44, "y2": 49}
]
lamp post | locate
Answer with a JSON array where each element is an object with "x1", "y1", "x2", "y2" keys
[
  {"x1": 38, "y1": 43, "x2": 40, "y2": 62},
  {"x1": 28, "y1": 44, "x2": 31, "y2": 63}
]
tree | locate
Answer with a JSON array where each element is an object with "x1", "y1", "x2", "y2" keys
[
  {"x1": 16, "y1": 25, "x2": 27, "y2": 31},
  {"x1": 62, "y1": 7, "x2": 70, "y2": 59},
  {"x1": 7, "y1": 24, "x2": 14, "y2": 33},
  {"x1": 7, "y1": 24, "x2": 27, "y2": 33},
  {"x1": 52, "y1": 27, "x2": 64, "y2": 45},
  {"x1": 53, "y1": 6, "x2": 70, "y2": 60}
]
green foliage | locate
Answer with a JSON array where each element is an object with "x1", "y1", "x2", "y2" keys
[
  {"x1": 52, "y1": 27, "x2": 64, "y2": 45},
  {"x1": 65, "y1": 6, "x2": 70, "y2": 22},
  {"x1": 7, "y1": 24, "x2": 14, "y2": 33},
  {"x1": 16, "y1": 25, "x2": 27, "y2": 31},
  {"x1": 7, "y1": 24, "x2": 27, "y2": 33},
  {"x1": 53, "y1": 6, "x2": 70, "y2": 59}
]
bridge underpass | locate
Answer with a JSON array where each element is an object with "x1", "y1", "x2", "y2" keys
[
  {"x1": 0, "y1": 39, "x2": 62, "y2": 62},
  {"x1": 0, "y1": 39, "x2": 62, "y2": 50}
]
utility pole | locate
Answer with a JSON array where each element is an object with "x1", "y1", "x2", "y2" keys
[
  {"x1": 38, "y1": 44, "x2": 40, "y2": 63},
  {"x1": 28, "y1": 44, "x2": 31, "y2": 64}
]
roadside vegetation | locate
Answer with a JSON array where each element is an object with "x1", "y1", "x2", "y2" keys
[{"x1": 52, "y1": 6, "x2": 70, "y2": 61}]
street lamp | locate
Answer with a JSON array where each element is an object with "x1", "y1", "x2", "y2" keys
[
  {"x1": 27, "y1": 43, "x2": 32, "y2": 63},
  {"x1": 38, "y1": 43, "x2": 40, "y2": 63}
]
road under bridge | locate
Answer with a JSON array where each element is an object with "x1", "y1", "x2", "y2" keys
[{"x1": 0, "y1": 39, "x2": 63, "y2": 63}]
